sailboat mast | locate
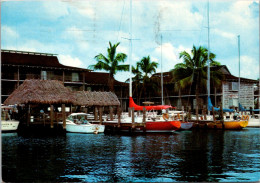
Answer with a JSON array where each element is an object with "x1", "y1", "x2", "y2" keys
[
  {"x1": 238, "y1": 35, "x2": 240, "y2": 106},
  {"x1": 161, "y1": 34, "x2": 164, "y2": 105},
  {"x1": 129, "y1": 0, "x2": 132, "y2": 97},
  {"x1": 207, "y1": 0, "x2": 210, "y2": 115}
]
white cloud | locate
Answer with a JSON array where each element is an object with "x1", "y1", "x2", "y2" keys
[
  {"x1": 155, "y1": 1, "x2": 203, "y2": 31},
  {"x1": 154, "y1": 43, "x2": 191, "y2": 72},
  {"x1": 1, "y1": 25, "x2": 19, "y2": 39},
  {"x1": 213, "y1": 29, "x2": 236, "y2": 41},
  {"x1": 66, "y1": 1, "x2": 96, "y2": 19},
  {"x1": 42, "y1": 1, "x2": 69, "y2": 19},
  {"x1": 240, "y1": 55, "x2": 259, "y2": 79},
  {"x1": 212, "y1": 1, "x2": 258, "y2": 31},
  {"x1": 58, "y1": 55, "x2": 84, "y2": 68},
  {"x1": 61, "y1": 26, "x2": 90, "y2": 52}
]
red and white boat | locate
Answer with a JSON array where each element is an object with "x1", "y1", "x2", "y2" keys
[
  {"x1": 121, "y1": 97, "x2": 181, "y2": 133},
  {"x1": 119, "y1": 0, "x2": 180, "y2": 133}
]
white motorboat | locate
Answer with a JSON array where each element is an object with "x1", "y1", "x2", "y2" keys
[
  {"x1": 62, "y1": 113, "x2": 105, "y2": 134},
  {"x1": 1, "y1": 106, "x2": 20, "y2": 132}
]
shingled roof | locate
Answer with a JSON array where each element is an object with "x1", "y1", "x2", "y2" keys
[
  {"x1": 4, "y1": 79, "x2": 75, "y2": 105},
  {"x1": 152, "y1": 65, "x2": 257, "y2": 84},
  {"x1": 73, "y1": 91, "x2": 120, "y2": 106}
]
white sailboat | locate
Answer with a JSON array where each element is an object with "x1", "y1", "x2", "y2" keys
[
  {"x1": 204, "y1": 2, "x2": 248, "y2": 129},
  {"x1": 237, "y1": 35, "x2": 260, "y2": 128}
]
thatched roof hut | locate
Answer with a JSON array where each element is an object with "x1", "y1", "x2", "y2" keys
[
  {"x1": 4, "y1": 79, "x2": 121, "y2": 107},
  {"x1": 73, "y1": 91, "x2": 120, "y2": 106},
  {"x1": 4, "y1": 79, "x2": 75, "y2": 105}
]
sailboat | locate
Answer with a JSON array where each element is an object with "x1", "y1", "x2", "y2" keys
[
  {"x1": 237, "y1": 36, "x2": 260, "y2": 128},
  {"x1": 118, "y1": 0, "x2": 181, "y2": 133},
  {"x1": 239, "y1": 104, "x2": 260, "y2": 127},
  {"x1": 204, "y1": 5, "x2": 248, "y2": 130},
  {"x1": 128, "y1": 97, "x2": 181, "y2": 132},
  {"x1": 206, "y1": 97, "x2": 248, "y2": 129}
]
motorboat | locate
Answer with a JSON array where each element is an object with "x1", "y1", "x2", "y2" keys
[
  {"x1": 62, "y1": 113, "x2": 105, "y2": 134},
  {"x1": 1, "y1": 106, "x2": 20, "y2": 132}
]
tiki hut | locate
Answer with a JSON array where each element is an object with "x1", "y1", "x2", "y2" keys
[
  {"x1": 4, "y1": 79, "x2": 74, "y2": 105},
  {"x1": 4, "y1": 79, "x2": 122, "y2": 128},
  {"x1": 73, "y1": 91, "x2": 120, "y2": 122},
  {"x1": 3, "y1": 79, "x2": 76, "y2": 129},
  {"x1": 73, "y1": 91, "x2": 120, "y2": 106}
]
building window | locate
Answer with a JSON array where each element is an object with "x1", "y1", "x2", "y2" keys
[
  {"x1": 72, "y1": 72, "x2": 79, "y2": 82},
  {"x1": 229, "y1": 98, "x2": 238, "y2": 107},
  {"x1": 41, "y1": 71, "x2": 47, "y2": 80},
  {"x1": 228, "y1": 82, "x2": 239, "y2": 91}
]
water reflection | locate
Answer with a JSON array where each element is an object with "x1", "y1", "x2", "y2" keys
[{"x1": 2, "y1": 129, "x2": 260, "y2": 182}]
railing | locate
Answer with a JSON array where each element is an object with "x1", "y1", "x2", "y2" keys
[{"x1": 1, "y1": 73, "x2": 83, "y2": 83}]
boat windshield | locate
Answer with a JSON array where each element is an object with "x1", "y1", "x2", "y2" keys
[
  {"x1": 1, "y1": 110, "x2": 11, "y2": 121},
  {"x1": 68, "y1": 114, "x2": 89, "y2": 124}
]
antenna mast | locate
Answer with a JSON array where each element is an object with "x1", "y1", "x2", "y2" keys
[
  {"x1": 161, "y1": 34, "x2": 164, "y2": 105},
  {"x1": 129, "y1": 0, "x2": 132, "y2": 97},
  {"x1": 207, "y1": 0, "x2": 210, "y2": 115},
  {"x1": 238, "y1": 35, "x2": 240, "y2": 106}
]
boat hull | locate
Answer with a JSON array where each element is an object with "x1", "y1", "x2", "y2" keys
[
  {"x1": 145, "y1": 121, "x2": 181, "y2": 132},
  {"x1": 207, "y1": 120, "x2": 248, "y2": 130},
  {"x1": 180, "y1": 122, "x2": 193, "y2": 130},
  {"x1": 247, "y1": 118, "x2": 260, "y2": 127},
  {"x1": 66, "y1": 124, "x2": 105, "y2": 134},
  {"x1": 118, "y1": 120, "x2": 181, "y2": 133},
  {"x1": 1, "y1": 120, "x2": 19, "y2": 131}
]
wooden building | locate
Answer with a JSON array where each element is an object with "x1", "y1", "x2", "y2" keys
[
  {"x1": 151, "y1": 65, "x2": 258, "y2": 111},
  {"x1": 1, "y1": 49, "x2": 128, "y2": 109}
]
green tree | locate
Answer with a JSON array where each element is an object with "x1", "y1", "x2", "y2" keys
[
  {"x1": 171, "y1": 45, "x2": 222, "y2": 107},
  {"x1": 134, "y1": 56, "x2": 159, "y2": 102},
  {"x1": 89, "y1": 42, "x2": 128, "y2": 91}
]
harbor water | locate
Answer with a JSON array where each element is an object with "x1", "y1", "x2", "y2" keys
[{"x1": 2, "y1": 128, "x2": 260, "y2": 182}]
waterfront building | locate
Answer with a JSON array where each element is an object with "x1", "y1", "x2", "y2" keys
[
  {"x1": 1, "y1": 49, "x2": 128, "y2": 108},
  {"x1": 152, "y1": 65, "x2": 258, "y2": 111},
  {"x1": 1, "y1": 49, "x2": 257, "y2": 112}
]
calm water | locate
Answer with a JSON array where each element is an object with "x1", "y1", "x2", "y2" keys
[{"x1": 2, "y1": 128, "x2": 260, "y2": 182}]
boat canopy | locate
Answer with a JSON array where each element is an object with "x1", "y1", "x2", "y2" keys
[
  {"x1": 129, "y1": 97, "x2": 174, "y2": 111},
  {"x1": 239, "y1": 103, "x2": 260, "y2": 112},
  {"x1": 208, "y1": 97, "x2": 234, "y2": 112}
]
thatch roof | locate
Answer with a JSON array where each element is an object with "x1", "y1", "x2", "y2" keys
[
  {"x1": 4, "y1": 79, "x2": 75, "y2": 105},
  {"x1": 4, "y1": 79, "x2": 120, "y2": 106},
  {"x1": 73, "y1": 91, "x2": 120, "y2": 106}
]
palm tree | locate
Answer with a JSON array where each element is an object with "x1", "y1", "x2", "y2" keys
[
  {"x1": 171, "y1": 45, "x2": 222, "y2": 108},
  {"x1": 88, "y1": 42, "x2": 128, "y2": 91},
  {"x1": 135, "y1": 56, "x2": 159, "y2": 102}
]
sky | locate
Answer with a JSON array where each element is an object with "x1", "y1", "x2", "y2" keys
[{"x1": 1, "y1": 0, "x2": 259, "y2": 82}]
